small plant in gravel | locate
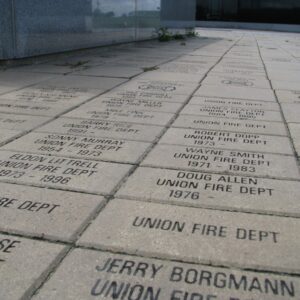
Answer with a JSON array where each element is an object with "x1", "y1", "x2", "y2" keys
[
  {"x1": 185, "y1": 28, "x2": 198, "y2": 37},
  {"x1": 173, "y1": 32, "x2": 185, "y2": 40},
  {"x1": 156, "y1": 27, "x2": 173, "y2": 42},
  {"x1": 142, "y1": 66, "x2": 159, "y2": 72}
]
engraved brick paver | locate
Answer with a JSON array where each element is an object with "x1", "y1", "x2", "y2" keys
[{"x1": 1, "y1": 29, "x2": 300, "y2": 299}]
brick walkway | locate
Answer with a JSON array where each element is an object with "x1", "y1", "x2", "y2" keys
[{"x1": 0, "y1": 29, "x2": 300, "y2": 299}]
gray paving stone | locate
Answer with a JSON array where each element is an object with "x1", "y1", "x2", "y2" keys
[
  {"x1": 138, "y1": 71, "x2": 205, "y2": 83},
  {"x1": 78, "y1": 199, "x2": 300, "y2": 274},
  {"x1": 281, "y1": 103, "x2": 300, "y2": 123},
  {"x1": 276, "y1": 90, "x2": 300, "y2": 104},
  {"x1": 0, "y1": 182, "x2": 104, "y2": 241},
  {"x1": 64, "y1": 107, "x2": 174, "y2": 126},
  {"x1": 74, "y1": 65, "x2": 143, "y2": 78},
  {"x1": 159, "y1": 128, "x2": 293, "y2": 155},
  {"x1": 3, "y1": 132, "x2": 150, "y2": 164},
  {"x1": 211, "y1": 66, "x2": 266, "y2": 77},
  {"x1": 173, "y1": 115, "x2": 287, "y2": 136},
  {"x1": 272, "y1": 81, "x2": 300, "y2": 91},
  {"x1": 83, "y1": 93, "x2": 183, "y2": 113},
  {"x1": 0, "y1": 150, "x2": 132, "y2": 195},
  {"x1": 158, "y1": 62, "x2": 211, "y2": 74},
  {"x1": 36, "y1": 117, "x2": 164, "y2": 142},
  {"x1": 0, "y1": 130, "x2": 22, "y2": 145},
  {"x1": 190, "y1": 96, "x2": 280, "y2": 110},
  {"x1": 0, "y1": 234, "x2": 66, "y2": 300},
  {"x1": 117, "y1": 79, "x2": 199, "y2": 95},
  {"x1": 288, "y1": 123, "x2": 300, "y2": 156},
  {"x1": 181, "y1": 104, "x2": 282, "y2": 121},
  {"x1": 0, "y1": 100, "x2": 72, "y2": 117},
  {"x1": 103, "y1": 89, "x2": 190, "y2": 104},
  {"x1": 0, "y1": 113, "x2": 50, "y2": 131},
  {"x1": 0, "y1": 71, "x2": 54, "y2": 89},
  {"x1": 0, "y1": 86, "x2": 102, "y2": 108},
  {"x1": 38, "y1": 75, "x2": 127, "y2": 90},
  {"x1": 33, "y1": 248, "x2": 300, "y2": 300},
  {"x1": 195, "y1": 85, "x2": 276, "y2": 101},
  {"x1": 117, "y1": 167, "x2": 300, "y2": 217},
  {"x1": 202, "y1": 75, "x2": 271, "y2": 89},
  {"x1": 141, "y1": 144, "x2": 299, "y2": 179}
]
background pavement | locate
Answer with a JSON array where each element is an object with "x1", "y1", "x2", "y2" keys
[{"x1": 0, "y1": 28, "x2": 300, "y2": 299}]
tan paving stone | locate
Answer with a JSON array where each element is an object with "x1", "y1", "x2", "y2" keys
[
  {"x1": 33, "y1": 248, "x2": 300, "y2": 300},
  {"x1": 141, "y1": 144, "x2": 299, "y2": 179},
  {"x1": 0, "y1": 182, "x2": 104, "y2": 241},
  {"x1": 0, "y1": 234, "x2": 66, "y2": 300},
  {"x1": 36, "y1": 117, "x2": 164, "y2": 142},
  {"x1": 78, "y1": 199, "x2": 300, "y2": 274},
  {"x1": 3, "y1": 132, "x2": 150, "y2": 164},
  {"x1": 117, "y1": 167, "x2": 300, "y2": 217},
  {"x1": 159, "y1": 128, "x2": 293, "y2": 155},
  {"x1": 0, "y1": 150, "x2": 132, "y2": 195}
]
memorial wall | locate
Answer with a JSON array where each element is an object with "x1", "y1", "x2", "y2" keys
[{"x1": 0, "y1": 0, "x2": 161, "y2": 59}]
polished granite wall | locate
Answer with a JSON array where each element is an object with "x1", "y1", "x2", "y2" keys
[{"x1": 1, "y1": 0, "x2": 161, "y2": 59}]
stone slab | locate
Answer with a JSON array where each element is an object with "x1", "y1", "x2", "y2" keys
[
  {"x1": 158, "y1": 62, "x2": 211, "y2": 74},
  {"x1": 195, "y1": 85, "x2": 276, "y2": 101},
  {"x1": 137, "y1": 71, "x2": 205, "y2": 83},
  {"x1": 141, "y1": 144, "x2": 299, "y2": 179},
  {"x1": 181, "y1": 104, "x2": 282, "y2": 121},
  {"x1": 190, "y1": 96, "x2": 280, "y2": 110},
  {"x1": 0, "y1": 182, "x2": 104, "y2": 241},
  {"x1": 288, "y1": 123, "x2": 300, "y2": 156},
  {"x1": 38, "y1": 75, "x2": 127, "y2": 90},
  {"x1": 0, "y1": 86, "x2": 102, "y2": 107},
  {"x1": 0, "y1": 113, "x2": 50, "y2": 131},
  {"x1": 117, "y1": 167, "x2": 300, "y2": 217},
  {"x1": 0, "y1": 150, "x2": 132, "y2": 195},
  {"x1": 159, "y1": 128, "x2": 293, "y2": 155},
  {"x1": 103, "y1": 89, "x2": 190, "y2": 104},
  {"x1": 36, "y1": 118, "x2": 164, "y2": 142},
  {"x1": 202, "y1": 75, "x2": 271, "y2": 89},
  {"x1": 74, "y1": 65, "x2": 143, "y2": 78},
  {"x1": 211, "y1": 66, "x2": 266, "y2": 77},
  {"x1": 276, "y1": 90, "x2": 300, "y2": 104},
  {"x1": 0, "y1": 70, "x2": 54, "y2": 89},
  {"x1": 0, "y1": 234, "x2": 66, "y2": 300},
  {"x1": 272, "y1": 81, "x2": 300, "y2": 91},
  {"x1": 173, "y1": 115, "x2": 287, "y2": 135},
  {"x1": 78, "y1": 199, "x2": 300, "y2": 274},
  {"x1": 281, "y1": 103, "x2": 300, "y2": 123},
  {"x1": 116, "y1": 79, "x2": 199, "y2": 96},
  {"x1": 33, "y1": 248, "x2": 300, "y2": 300},
  {"x1": 0, "y1": 130, "x2": 22, "y2": 146},
  {"x1": 0, "y1": 100, "x2": 72, "y2": 117},
  {"x1": 74, "y1": 93, "x2": 183, "y2": 113},
  {"x1": 64, "y1": 107, "x2": 174, "y2": 126},
  {"x1": 3, "y1": 132, "x2": 150, "y2": 164}
]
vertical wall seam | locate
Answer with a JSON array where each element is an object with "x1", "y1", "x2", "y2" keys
[{"x1": 10, "y1": 0, "x2": 17, "y2": 58}]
